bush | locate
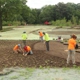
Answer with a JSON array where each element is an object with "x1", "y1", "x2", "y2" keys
[
  {"x1": 2, "y1": 21, "x2": 21, "y2": 26},
  {"x1": 2, "y1": 21, "x2": 11, "y2": 26},
  {"x1": 21, "y1": 21, "x2": 26, "y2": 25},
  {"x1": 50, "y1": 18, "x2": 73, "y2": 27},
  {"x1": 12, "y1": 21, "x2": 21, "y2": 26},
  {"x1": 66, "y1": 20, "x2": 72, "y2": 26}
]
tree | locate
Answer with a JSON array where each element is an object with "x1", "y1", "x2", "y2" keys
[
  {"x1": 31, "y1": 9, "x2": 41, "y2": 24},
  {"x1": 27, "y1": 13, "x2": 35, "y2": 24},
  {"x1": 20, "y1": 5, "x2": 31, "y2": 24},
  {"x1": 39, "y1": 5, "x2": 53, "y2": 23},
  {"x1": 0, "y1": 0, "x2": 27, "y2": 30}
]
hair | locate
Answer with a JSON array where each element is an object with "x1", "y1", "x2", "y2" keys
[{"x1": 71, "y1": 34, "x2": 77, "y2": 39}]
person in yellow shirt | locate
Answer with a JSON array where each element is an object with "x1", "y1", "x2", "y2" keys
[
  {"x1": 43, "y1": 32, "x2": 50, "y2": 51},
  {"x1": 22, "y1": 31, "x2": 27, "y2": 46},
  {"x1": 23, "y1": 45, "x2": 33, "y2": 56},
  {"x1": 13, "y1": 44, "x2": 23, "y2": 54},
  {"x1": 39, "y1": 31, "x2": 43, "y2": 41},
  {"x1": 67, "y1": 34, "x2": 77, "y2": 65}
]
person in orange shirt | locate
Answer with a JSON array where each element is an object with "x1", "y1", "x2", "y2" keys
[
  {"x1": 39, "y1": 31, "x2": 43, "y2": 41},
  {"x1": 13, "y1": 44, "x2": 23, "y2": 54},
  {"x1": 67, "y1": 34, "x2": 77, "y2": 65},
  {"x1": 23, "y1": 45, "x2": 33, "y2": 56}
]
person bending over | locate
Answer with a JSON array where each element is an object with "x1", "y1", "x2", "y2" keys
[
  {"x1": 13, "y1": 44, "x2": 23, "y2": 54},
  {"x1": 39, "y1": 31, "x2": 43, "y2": 42},
  {"x1": 23, "y1": 45, "x2": 33, "y2": 56}
]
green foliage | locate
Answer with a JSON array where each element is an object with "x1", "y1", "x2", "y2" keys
[
  {"x1": 79, "y1": 21, "x2": 80, "y2": 24},
  {"x1": 50, "y1": 18, "x2": 73, "y2": 27},
  {"x1": 0, "y1": 1, "x2": 80, "y2": 30},
  {"x1": 0, "y1": 27, "x2": 13, "y2": 32},
  {"x1": 39, "y1": 5, "x2": 54, "y2": 23},
  {"x1": 60, "y1": 18, "x2": 66, "y2": 27},
  {"x1": 2, "y1": 21, "x2": 21, "y2": 26},
  {"x1": 27, "y1": 13, "x2": 35, "y2": 24},
  {"x1": 12, "y1": 21, "x2": 21, "y2": 26},
  {"x1": 21, "y1": 21, "x2": 26, "y2": 25},
  {"x1": 39, "y1": 65, "x2": 43, "y2": 69},
  {"x1": 62, "y1": 67, "x2": 70, "y2": 72},
  {"x1": 0, "y1": 0, "x2": 27, "y2": 30},
  {"x1": 10, "y1": 76, "x2": 18, "y2": 79},
  {"x1": 66, "y1": 20, "x2": 72, "y2": 26},
  {"x1": 71, "y1": 15, "x2": 77, "y2": 27}
]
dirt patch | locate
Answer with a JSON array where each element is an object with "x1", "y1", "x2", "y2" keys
[
  {"x1": 48, "y1": 31, "x2": 80, "y2": 35},
  {"x1": 0, "y1": 40, "x2": 80, "y2": 71}
]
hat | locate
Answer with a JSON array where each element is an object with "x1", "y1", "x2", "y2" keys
[
  {"x1": 23, "y1": 31, "x2": 26, "y2": 33},
  {"x1": 18, "y1": 44, "x2": 21, "y2": 47},
  {"x1": 43, "y1": 32, "x2": 45, "y2": 35}
]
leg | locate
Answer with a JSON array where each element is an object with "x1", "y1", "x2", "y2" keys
[
  {"x1": 29, "y1": 50, "x2": 33, "y2": 55},
  {"x1": 22, "y1": 40, "x2": 26, "y2": 46},
  {"x1": 46, "y1": 41, "x2": 49, "y2": 51},
  {"x1": 41, "y1": 36, "x2": 43, "y2": 42},
  {"x1": 13, "y1": 50, "x2": 18, "y2": 54},
  {"x1": 71, "y1": 50, "x2": 76, "y2": 64},
  {"x1": 67, "y1": 50, "x2": 71, "y2": 64}
]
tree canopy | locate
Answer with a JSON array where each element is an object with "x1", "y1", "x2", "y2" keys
[
  {"x1": 0, "y1": 0, "x2": 27, "y2": 30},
  {"x1": 0, "y1": 1, "x2": 80, "y2": 30}
]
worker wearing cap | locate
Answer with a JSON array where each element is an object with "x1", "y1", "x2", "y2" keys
[
  {"x1": 23, "y1": 46, "x2": 33, "y2": 56},
  {"x1": 39, "y1": 31, "x2": 43, "y2": 41},
  {"x1": 13, "y1": 44, "x2": 23, "y2": 53},
  {"x1": 22, "y1": 31, "x2": 27, "y2": 46},
  {"x1": 43, "y1": 32, "x2": 50, "y2": 51}
]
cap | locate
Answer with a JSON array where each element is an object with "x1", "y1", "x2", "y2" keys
[
  {"x1": 43, "y1": 32, "x2": 45, "y2": 35},
  {"x1": 23, "y1": 31, "x2": 26, "y2": 33},
  {"x1": 18, "y1": 44, "x2": 21, "y2": 47}
]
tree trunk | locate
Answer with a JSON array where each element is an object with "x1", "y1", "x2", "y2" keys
[{"x1": 0, "y1": 9, "x2": 2, "y2": 30}]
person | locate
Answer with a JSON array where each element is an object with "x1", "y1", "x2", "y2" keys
[
  {"x1": 67, "y1": 34, "x2": 77, "y2": 65},
  {"x1": 13, "y1": 44, "x2": 23, "y2": 54},
  {"x1": 39, "y1": 31, "x2": 43, "y2": 41},
  {"x1": 43, "y1": 32, "x2": 50, "y2": 51},
  {"x1": 22, "y1": 31, "x2": 27, "y2": 46},
  {"x1": 23, "y1": 45, "x2": 33, "y2": 56},
  {"x1": 57, "y1": 36, "x2": 61, "y2": 41}
]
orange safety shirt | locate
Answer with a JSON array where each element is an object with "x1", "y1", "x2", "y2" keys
[
  {"x1": 39, "y1": 32, "x2": 43, "y2": 37},
  {"x1": 13, "y1": 45, "x2": 19, "y2": 50},
  {"x1": 24, "y1": 46, "x2": 31, "y2": 52},
  {"x1": 68, "y1": 38, "x2": 76, "y2": 50}
]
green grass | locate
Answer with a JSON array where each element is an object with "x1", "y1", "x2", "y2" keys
[
  {"x1": 19, "y1": 67, "x2": 35, "y2": 79},
  {"x1": 62, "y1": 67, "x2": 70, "y2": 72},
  {"x1": 0, "y1": 27, "x2": 13, "y2": 32},
  {"x1": 10, "y1": 76, "x2": 18, "y2": 79}
]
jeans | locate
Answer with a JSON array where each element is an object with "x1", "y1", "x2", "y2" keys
[
  {"x1": 40, "y1": 36, "x2": 43, "y2": 42},
  {"x1": 22, "y1": 40, "x2": 26, "y2": 46},
  {"x1": 46, "y1": 41, "x2": 49, "y2": 51},
  {"x1": 25, "y1": 50, "x2": 33, "y2": 55},
  {"x1": 67, "y1": 49, "x2": 75, "y2": 64}
]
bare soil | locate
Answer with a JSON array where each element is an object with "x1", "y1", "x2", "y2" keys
[
  {"x1": 0, "y1": 40, "x2": 80, "y2": 71},
  {"x1": 48, "y1": 31, "x2": 80, "y2": 35}
]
